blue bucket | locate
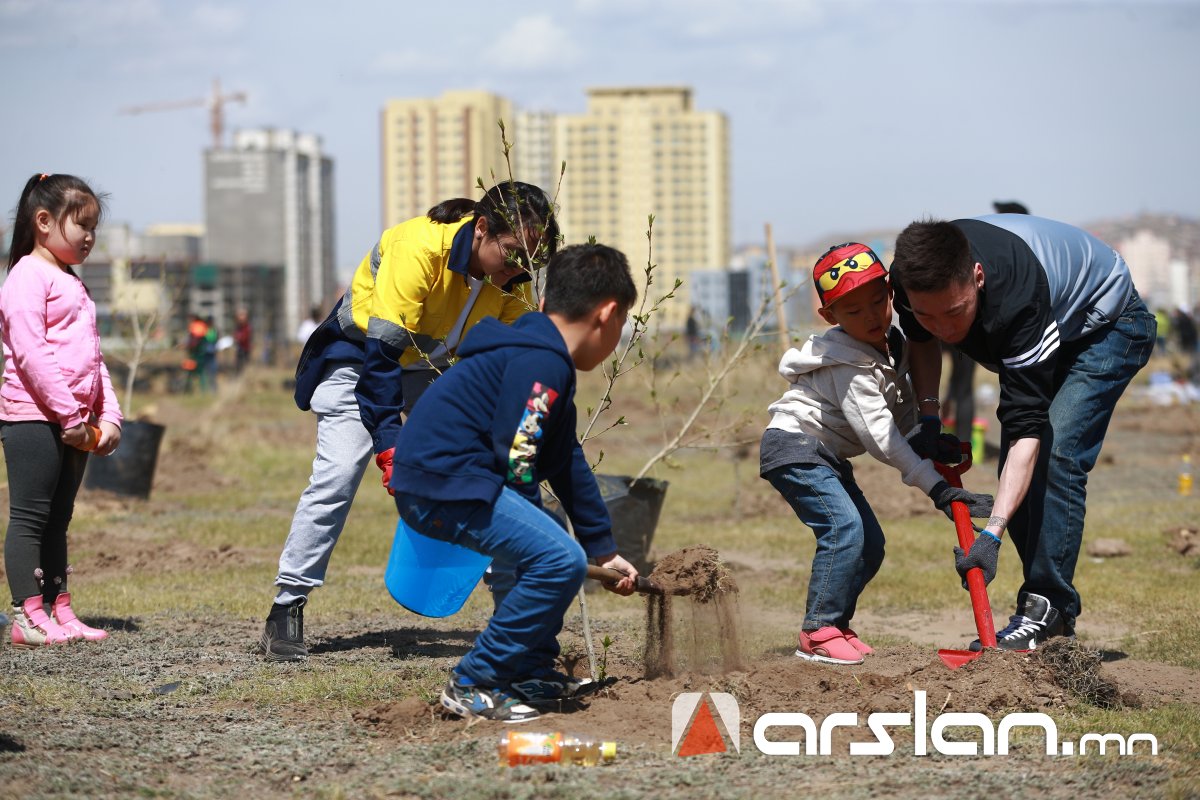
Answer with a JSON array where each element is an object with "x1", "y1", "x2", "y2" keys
[{"x1": 384, "y1": 518, "x2": 491, "y2": 617}]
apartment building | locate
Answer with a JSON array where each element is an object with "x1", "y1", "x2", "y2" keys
[{"x1": 555, "y1": 86, "x2": 730, "y2": 327}]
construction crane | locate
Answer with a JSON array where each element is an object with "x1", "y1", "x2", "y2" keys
[{"x1": 119, "y1": 78, "x2": 247, "y2": 150}]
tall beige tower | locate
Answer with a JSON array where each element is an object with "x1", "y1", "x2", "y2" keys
[
  {"x1": 380, "y1": 90, "x2": 515, "y2": 229},
  {"x1": 555, "y1": 87, "x2": 730, "y2": 327}
]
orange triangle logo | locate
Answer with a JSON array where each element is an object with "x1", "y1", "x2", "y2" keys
[{"x1": 676, "y1": 699, "x2": 727, "y2": 757}]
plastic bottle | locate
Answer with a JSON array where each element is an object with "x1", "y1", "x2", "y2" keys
[
  {"x1": 1180, "y1": 454, "x2": 1193, "y2": 497},
  {"x1": 72, "y1": 424, "x2": 101, "y2": 452},
  {"x1": 497, "y1": 731, "x2": 617, "y2": 767}
]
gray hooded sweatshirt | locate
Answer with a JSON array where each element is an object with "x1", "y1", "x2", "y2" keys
[{"x1": 762, "y1": 326, "x2": 943, "y2": 494}]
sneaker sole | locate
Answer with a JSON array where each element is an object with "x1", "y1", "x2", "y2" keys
[
  {"x1": 511, "y1": 677, "x2": 598, "y2": 704},
  {"x1": 440, "y1": 689, "x2": 538, "y2": 724},
  {"x1": 795, "y1": 648, "x2": 863, "y2": 666},
  {"x1": 257, "y1": 633, "x2": 308, "y2": 663}
]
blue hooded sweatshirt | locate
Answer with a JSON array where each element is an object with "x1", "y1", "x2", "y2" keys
[{"x1": 388, "y1": 312, "x2": 616, "y2": 558}]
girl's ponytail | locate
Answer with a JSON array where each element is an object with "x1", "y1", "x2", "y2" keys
[
  {"x1": 8, "y1": 174, "x2": 45, "y2": 270},
  {"x1": 427, "y1": 198, "x2": 477, "y2": 224}
]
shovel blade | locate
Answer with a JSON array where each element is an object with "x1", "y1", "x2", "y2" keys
[{"x1": 938, "y1": 648, "x2": 984, "y2": 670}]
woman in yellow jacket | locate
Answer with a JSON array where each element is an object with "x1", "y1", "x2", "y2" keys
[{"x1": 261, "y1": 182, "x2": 558, "y2": 661}]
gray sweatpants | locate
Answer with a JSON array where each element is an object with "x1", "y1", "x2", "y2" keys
[
  {"x1": 273, "y1": 363, "x2": 375, "y2": 605},
  {"x1": 273, "y1": 362, "x2": 437, "y2": 605}
]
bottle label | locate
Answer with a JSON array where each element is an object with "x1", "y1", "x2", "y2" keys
[{"x1": 506, "y1": 732, "x2": 562, "y2": 765}]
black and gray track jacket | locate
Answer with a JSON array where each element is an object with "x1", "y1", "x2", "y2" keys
[{"x1": 893, "y1": 214, "x2": 1133, "y2": 441}]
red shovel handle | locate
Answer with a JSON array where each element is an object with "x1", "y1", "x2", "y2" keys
[{"x1": 934, "y1": 444, "x2": 998, "y2": 649}]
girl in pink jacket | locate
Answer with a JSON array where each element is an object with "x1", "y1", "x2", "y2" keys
[{"x1": 1, "y1": 173, "x2": 122, "y2": 647}]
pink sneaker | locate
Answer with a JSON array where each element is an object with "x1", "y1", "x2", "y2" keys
[
  {"x1": 840, "y1": 628, "x2": 874, "y2": 655},
  {"x1": 796, "y1": 626, "x2": 863, "y2": 665},
  {"x1": 11, "y1": 596, "x2": 73, "y2": 648},
  {"x1": 51, "y1": 593, "x2": 108, "y2": 642}
]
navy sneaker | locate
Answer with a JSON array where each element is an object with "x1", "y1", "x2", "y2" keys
[
  {"x1": 441, "y1": 674, "x2": 540, "y2": 723},
  {"x1": 510, "y1": 669, "x2": 596, "y2": 703},
  {"x1": 969, "y1": 592, "x2": 1069, "y2": 651}
]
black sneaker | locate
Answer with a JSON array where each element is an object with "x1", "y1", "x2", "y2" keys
[
  {"x1": 510, "y1": 669, "x2": 596, "y2": 703},
  {"x1": 440, "y1": 674, "x2": 539, "y2": 723},
  {"x1": 259, "y1": 598, "x2": 307, "y2": 662},
  {"x1": 970, "y1": 592, "x2": 1066, "y2": 652}
]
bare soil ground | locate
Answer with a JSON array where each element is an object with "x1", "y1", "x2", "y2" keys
[{"x1": 0, "y1": 380, "x2": 1197, "y2": 798}]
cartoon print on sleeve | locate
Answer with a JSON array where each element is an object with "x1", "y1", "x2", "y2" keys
[{"x1": 507, "y1": 382, "x2": 559, "y2": 483}]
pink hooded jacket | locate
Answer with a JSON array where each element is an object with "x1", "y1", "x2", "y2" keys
[{"x1": 0, "y1": 254, "x2": 122, "y2": 430}]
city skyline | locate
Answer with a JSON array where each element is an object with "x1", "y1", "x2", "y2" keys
[{"x1": 1, "y1": 0, "x2": 1197, "y2": 278}]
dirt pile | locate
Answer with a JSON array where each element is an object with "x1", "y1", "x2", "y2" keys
[{"x1": 643, "y1": 545, "x2": 741, "y2": 679}]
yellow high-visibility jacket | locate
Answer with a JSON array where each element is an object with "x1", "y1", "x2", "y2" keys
[{"x1": 349, "y1": 214, "x2": 534, "y2": 452}]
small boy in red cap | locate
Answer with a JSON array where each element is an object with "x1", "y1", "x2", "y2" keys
[{"x1": 759, "y1": 243, "x2": 993, "y2": 664}]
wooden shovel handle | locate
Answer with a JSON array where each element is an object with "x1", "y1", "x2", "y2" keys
[{"x1": 586, "y1": 564, "x2": 665, "y2": 595}]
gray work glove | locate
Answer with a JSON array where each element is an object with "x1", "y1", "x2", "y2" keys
[
  {"x1": 909, "y1": 418, "x2": 965, "y2": 464},
  {"x1": 954, "y1": 532, "x2": 1002, "y2": 587},
  {"x1": 929, "y1": 480, "x2": 994, "y2": 521}
]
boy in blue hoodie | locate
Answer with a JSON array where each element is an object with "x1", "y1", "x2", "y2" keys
[{"x1": 390, "y1": 243, "x2": 640, "y2": 723}]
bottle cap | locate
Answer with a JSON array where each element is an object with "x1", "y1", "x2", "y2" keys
[{"x1": 600, "y1": 741, "x2": 617, "y2": 762}]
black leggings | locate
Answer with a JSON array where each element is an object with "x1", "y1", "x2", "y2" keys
[{"x1": 1, "y1": 421, "x2": 88, "y2": 605}]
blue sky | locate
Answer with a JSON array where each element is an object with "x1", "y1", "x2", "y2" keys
[{"x1": 1, "y1": 0, "x2": 1197, "y2": 274}]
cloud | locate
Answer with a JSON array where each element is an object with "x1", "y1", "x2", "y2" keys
[
  {"x1": 0, "y1": 0, "x2": 166, "y2": 47},
  {"x1": 190, "y1": 3, "x2": 246, "y2": 36},
  {"x1": 367, "y1": 49, "x2": 433, "y2": 76},
  {"x1": 573, "y1": 0, "x2": 825, "y2": 40},
  {"x1": 481, "y1": 14, "x2": 582, "y2": 73}
]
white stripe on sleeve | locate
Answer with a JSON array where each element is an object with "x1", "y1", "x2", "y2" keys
[{"x1": 1002, "y1": 321, "x2": 1060, "y2": 369}]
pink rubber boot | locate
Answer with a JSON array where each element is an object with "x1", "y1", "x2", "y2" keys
[
  {"x1": 10, "y1": 595, "x2": 73, "y2": 648},
  {"x1": 51, "y1": 593, "x2": 108, "y2": 642}
]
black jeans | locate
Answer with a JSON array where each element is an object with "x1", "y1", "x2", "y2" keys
[{"x1": 1, "y1": 421, "x2": 88, "y2": 605}]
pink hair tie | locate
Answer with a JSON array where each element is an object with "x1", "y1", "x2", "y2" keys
[{"x1": 38, "y1": 173, "x2": 49, "y2": 181}]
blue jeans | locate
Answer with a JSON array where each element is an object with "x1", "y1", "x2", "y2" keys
[
  {"x1": 394, "y1": 487, "x2": 587, "y2": 687},
  {"x1": 763, "y1": 461, "x2": 885, "y2": 630},
  {"x1": 1000, "y1": 290, "x2": 1156, "y2": 623}
]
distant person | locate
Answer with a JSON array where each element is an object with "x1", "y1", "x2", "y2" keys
[
  {"x1": 760, "y1": 243, "x2": 991, "y2": 665},
  {"x1": 392, "y1": 243, "x2": 640, "y2": 722},
  {"x1": 203, "y1": 315, "x2": 219, "y2": 392},
  {"x1": 233, "y1": 308, "x2": 253, "y2": 374},
  {"x1": 1171, "y1": 305, "x2": 1199, "y2": 382},
  {"x1": 1155, "y1": 307, "x2": 1173, "y2": 355},
  {"x1": 259, "y1": 182, "x2": 559, "y2": 662},
  {"x1": 183, "y1": 314, "x2": 209, "y2": 393},
  {"x1": 685, "y1": 305, "x2": 702, "y2": 360},
  {"x1": 891, "y1": 215, "x2": 1155, "y2": 651},
  {"x1": 992, "y1": 201, "x2": 1029, "y2": 215},
  {"x1": 295, "y1": 306, "x2": 321, "y2": 346},
  {"x1": 1, "y1": 173, "x2": 122, "y2": 647}
]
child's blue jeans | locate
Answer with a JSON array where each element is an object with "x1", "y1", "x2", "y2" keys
[
  {"x1": 394, "y1": 487, "x2": 588, "y2": 687},
  {"x1": 763, "y1": 461, "x2": 885, "y2": 630}
]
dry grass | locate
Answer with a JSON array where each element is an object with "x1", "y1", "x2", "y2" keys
[{"x1": 0, "y1": 350, "x2": 1197, "y2": 798}]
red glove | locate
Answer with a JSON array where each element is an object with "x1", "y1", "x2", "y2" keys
[{"x1": 375, "y1": 448, "x2": 395, "y2": 496}]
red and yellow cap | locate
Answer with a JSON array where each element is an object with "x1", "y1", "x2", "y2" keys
[{"x1": 812, "y1": 242, "x2": 887, "y2": 307}]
